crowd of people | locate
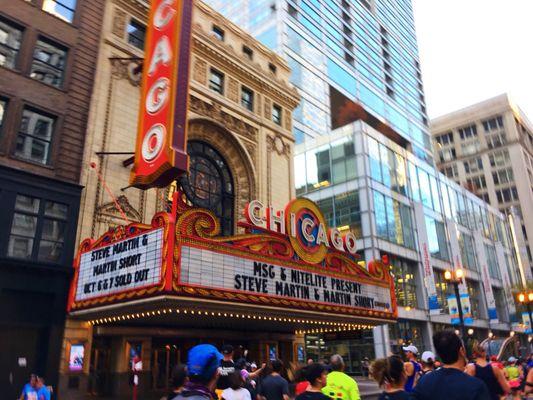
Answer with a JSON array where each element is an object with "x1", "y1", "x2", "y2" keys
[
  {"x1": 372, "y1": 330, "x2": 533, "y2": 400},
  {"x1": 159, "y1": 331, "x2": 533, "y2": 400}
]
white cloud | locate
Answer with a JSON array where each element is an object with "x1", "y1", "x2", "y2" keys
[{"x1": 412, "y1": 0, "x2": 533, "y2": 118}]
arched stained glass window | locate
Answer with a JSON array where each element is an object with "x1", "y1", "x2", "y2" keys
[{"x1": 179, "y1": 141, "x2": 234, "y2": 235}]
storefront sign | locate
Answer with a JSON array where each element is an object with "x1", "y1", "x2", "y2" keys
[
  {"x1": 180, "y1": 245, "x2": 392, "y2": 312},
  {"x1": 74, "y1": 228, "x2": 164, "y2": 302},
  {"x1": 245, "y1": 198, "x2": 358, "y2": 264},
  {"x1": 69, "y1": 194, "x2": 397, "y2": 322},
  {"x1": 473, "y1": 231, "x2": 498, "y2": 323},
  {"x1": 130, "y1": 0, "x2": 193, "y2": 189},
  {"x1": 69, "y1": 344, "x2": 85, "y2": 372},
  {"x1": 522, "y1": 313, "x2": 532, "y2": 334},
  {"x1": 413, "y1": 203, "x2": 440, "y2": 314}
]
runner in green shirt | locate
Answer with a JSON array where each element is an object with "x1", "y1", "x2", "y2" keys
[{"x1": 322, "y1": 355, "x2": 360, "y2": 400}]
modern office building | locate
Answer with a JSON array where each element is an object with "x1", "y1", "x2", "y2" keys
[
  {"x1": 431, "y1": 94, "x2": 533, "y2": 284},
  {"x1": 205, "y1": 0, "x2": 527, "y2": 367},
  {"x1": 0, "y1": 0, "x2": 104, "y2": 397}
]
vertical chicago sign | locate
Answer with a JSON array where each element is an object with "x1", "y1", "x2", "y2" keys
[{"x1": 130, "y1": 0, "x2": 193, "y2": 189}]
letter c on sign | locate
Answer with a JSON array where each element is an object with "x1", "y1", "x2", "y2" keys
[
  {"x1": 142, "y1": 124, "x2": 166, "y2": 162},
  {"x1": 301, "y1": 217, "x2": 316, "y2": 242},
  {"x1": 154, "y1": 0, "x2": 176, "y2": 30},
  {"x1": 245, "y1": 200, "x2": 265, "y2": 228},
  {"x1": 146, "y1": 77, "x2": 169, "y2": 114}
]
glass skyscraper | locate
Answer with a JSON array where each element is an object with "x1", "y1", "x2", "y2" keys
[{"x1": 206, "y1": 0, "x2": 527, "y2": 362}]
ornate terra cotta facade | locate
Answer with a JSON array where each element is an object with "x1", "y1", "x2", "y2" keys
[{"x1": 59, "y1": 0, "x2": 299, "y2": 397}]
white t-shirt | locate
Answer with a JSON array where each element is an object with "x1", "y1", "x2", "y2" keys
[{"x1": 221, "y1": 387, "x2": 252, "y2": 400}]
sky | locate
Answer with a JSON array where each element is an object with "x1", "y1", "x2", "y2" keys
[{"x1": 412, "y1": 0, "x2": 533, "y2": 119}]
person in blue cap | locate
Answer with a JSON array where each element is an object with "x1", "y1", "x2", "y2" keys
[{"x1": 172, "y1": 344, "x2": 223, "y2": 400}]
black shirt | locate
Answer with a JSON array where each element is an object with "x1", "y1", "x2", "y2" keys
[
  {"x1": 413, "y1": 367, "x2": 490, "y2": 400},
  {"x1": 258, "y1": 374, "x2": 289, "y2": 400},
  {"x1": 296, "y1": 391, "x2": 331, "y2": 400},
  {"x1": 378, "y1": 391, "x2": 411, "y2": 400},
  {"x1": 217, "y1": 360, "x2": 236, "y2": 390}
]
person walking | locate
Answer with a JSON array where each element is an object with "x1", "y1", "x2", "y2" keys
[
  {"x1": 218, "y1": 345, "x2": 236, "y2": 391},
  {"x1": 36, "y1": 377, "x2": 51, "y2": 400},
  {"x1": 20, "y1": 374, "x2": 38, "y2": 400},
  {"x1": 370, "y1": 355, "x2": 411, "y2": 400},
  {"x1": 402, "y1": 345, "x2": 421, "y2": 392},
  {"x1": 221, "y1": 371, "x2": 252, "y2": 400},
  {"x1": 420, "y1": 351, "x2": 436, "y2": 376},
  {"x1": 258, "y1": 360, "x2": 289, "y2": 400},
  {"x1": 295, "y1": 363, "x2": 330, "y2": 400},
  {"x1": 165, "y1": 364, "x2": 188, "y2": 400},
  {"x1": 322, "y1": 354, "x2": 360, "y2": 400},
  {"x1": 412, "y1": 330, "x2": 490, "y2": 400},
  {"x1": 361, "y1": 358, "x2": 370, "y2": 378},
  {"x1": 465, "y1": 343, "x2": 509, "y2": 400},
  {"x1": 505, "y1": 357, "x2": 523, "y2": 400},
  {"x1": 173, "y1": 344, "x2": 223, "y2": 400}
]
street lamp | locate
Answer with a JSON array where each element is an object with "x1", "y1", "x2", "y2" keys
[
  {"x1": 444, "y1": 269, "x2": 468, "y2": 342},
  {"x1": 517, "y1": 291, "x2": 533, "y2": 332}
]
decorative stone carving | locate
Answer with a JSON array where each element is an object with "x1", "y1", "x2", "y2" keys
[
  {"x1": 96, "y1": 195, "x2": 142, "y2": 222},
  {"x1": 264, "y1": 97, "x2": 272, "y2": 120},
  {"x1": 110, "y1": 58, "x2": 142, "y2": 86},
  {"x1": 192, "y1": 57, "x2": 207, "y2": 85},
  {"x1": 227, "y1": 77, "x2": 239, "y2": 103},
  {"x1": 255, "y1": 94, "x2": 262, "y2": 116},
  {"x1": 112, "y1": 8, "x2": 127, "y2": 39},
  {"x1": 267, "y1": 134, "x2": 290, "y2": 158},
  {"x1": 188, "y1": 95, "x2": 258, "y2": 142}
]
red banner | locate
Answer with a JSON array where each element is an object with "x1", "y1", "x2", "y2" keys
[{"x1": 130, "y1": 0, "x2": 193, "y2": 189}]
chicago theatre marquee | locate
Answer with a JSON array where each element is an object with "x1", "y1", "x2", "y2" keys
[
  {"x1": 67, "y1": 193, "x2": 396, "y2": 397},
  {"x1": 59, "y1": 0, "x2": 396, "y2": 398}
]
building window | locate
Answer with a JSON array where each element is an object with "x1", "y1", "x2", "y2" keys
[
  {"x1": 373, "y1": 191, "x2": 415, "y2": 249},
  {"x1": 486, "y1": 132, "x2": 506, "y2": 149},
  {"x1": 465, "y1": 175, "x2": 486, "y2": 191},
  {"x1": 482, "y1": 115, "x2": 504, "y2": 132},
  {"x1": 488, "y1": 149, "x2": 510, "y2": 167},
  {"x1": 334, "y1": 191, "x2": 361, "y2": 237},
  {"x1": 441, "y1": 165, "x2": 458, "y2": 179},
  {"x1": 466, "y1": 280, "x2": 480, "y2": 319},
  {"x1": 492, "y1": 168, "x2": 514, "y2": 186},
  {"x1": 434, "y1": 270, "x2": 453, "y2": 312},
  {"x1": 461, "y1": 141, "x2": 481, "y2": 156},
  {"x1": 15, "y1": 108, "x2": 55, "y2": 165},
  {"x1": 42, "y1": 0, "x2": 77, "y2": 23},
  {"x1": 272, "y1": 104, "x2": 282, "y2": 125},
  {"x1": 241, "y1": 86, "x2": 254, "y2": 112},
  {"x1": 463, "y1": 157, "x2": 483, "y2": 174},
  {"x1": 209, "y1": 68, "x2": 224, "y2": 94},
  {"x1": 0, "y1": 18, "x2": 22, "y2": 69},
  {"x1": 8, "y1": 194, "x2": 68, "y2": 263},
  {"x1": 212, "y1": 25, "x2": 224, "y2": 41},
  {"x1": 389, "y1": 320, "x2": 425, "y2": 352},
  {"x1": 458, "y1": 124, "x2": 477, "y2": 140},
  {"x1": 179, "y1": 141, "x2": 234, "y2": 235},
  {"x1": 435, "y1": 132, "x2": 454, "y2": 146},
  {"x1": 459, "y1": 233, "x2": 477, "y2": 271},
  {"x1": 389, "y1": 256, "x2": 418, "y2": 309},
  {"x1": 242, "y1": 45, "x2": 253, "y2": 60},
  {"x1": 30, "y1": 38, "x2": 67, "y2": 88},
  {"x1": 438, "y1": 148, "x2": 456, "y2": 163},
  {"x1": 127, "y1": 19, "x2": 146, "y2": 50},
  {"x1": 493, "y1": 287, "x2": 508, "y2": 322},
  {"x1": 495, "y1": 186, "x2": 519, "y2": 204},
  {"x1": 484, "y1": 245, "x2": 500, "y2": 279},
  {"x1": 268, "y1": 63, "x2": 277, "y2": 75},
  {"x1": 425, "y1": 216, "x2": 449, "y2": 261}
]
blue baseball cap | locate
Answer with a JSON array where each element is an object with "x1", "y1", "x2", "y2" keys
[{"x1": 187, "y1": 344, "x2": 223, "y2": 380}]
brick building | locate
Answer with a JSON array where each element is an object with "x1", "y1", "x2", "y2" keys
[{"x1": 0, "y1": 0, "x2": 105, "y2": 397}]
